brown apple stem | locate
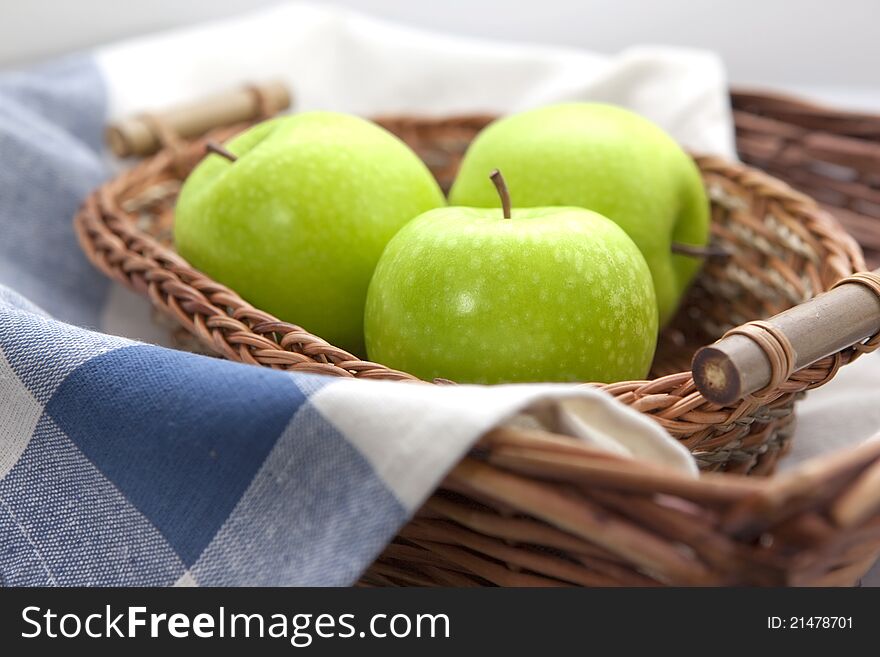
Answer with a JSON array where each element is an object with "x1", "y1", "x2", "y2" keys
[
  {"x1": 671, "y1": 242, "x2": 731, "y2": 259},
  {"x1": 489, "y1": 169, "x2": 512, "y2": 219},
  {"x1": 205, "y1": 141, "x2": 238, "y2": 163}
]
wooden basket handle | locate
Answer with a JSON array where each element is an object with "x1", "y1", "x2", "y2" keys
[
  {"x1": 105, "y1": 81, "x2": 292, "y2": 158},
  {"x1": 692, "y1": 270, "x2": 880, "y2": 404}
]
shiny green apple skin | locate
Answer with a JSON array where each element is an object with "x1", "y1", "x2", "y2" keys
[
  {"x1": 174, "y1": 112, "x2": 446, "y2": 356},
  {"x1": 448, "y1": 103, "x2": 709, "y2": 325},
  {"x1": 364, "y1": 206, "x2": 658, "y2": 384}
]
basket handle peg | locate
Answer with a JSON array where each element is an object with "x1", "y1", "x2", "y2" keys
[
  {"x1": 105, "y1": 80, "x2": 292, "y2": 158},
  {"x1": 692, "y1": 270, "x2": 880, "y2": 404}
]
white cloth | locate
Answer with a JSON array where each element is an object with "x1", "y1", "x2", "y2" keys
[
  {"x1": 781, "y1": 352, "x2": 880, "y2": 470},
  {"x1": 94, "y1": 2, "x2": 736, "y2": 159}
]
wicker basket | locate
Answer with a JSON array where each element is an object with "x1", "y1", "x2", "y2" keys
[
  {"x1": 733, "y1": 89, "x2": 880, "y2": 268},
  {"x1": 74, "y1": 94, "x2": 880, "y2": 585}
]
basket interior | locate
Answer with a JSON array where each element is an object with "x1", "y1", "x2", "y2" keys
[{"x1": 123, "y1": 116, "x2": 863, "y2": 380}]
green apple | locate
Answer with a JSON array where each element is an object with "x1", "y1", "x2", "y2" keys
[
  {"x1": 364, "y1": 171, "x2": 658, "y2": 384},
  {"x1": 174, "y1": 112, "x2": 446, "y2": 356},
  {"x1": 448, "y1": 103, "x2": 710, "y2": 325}
]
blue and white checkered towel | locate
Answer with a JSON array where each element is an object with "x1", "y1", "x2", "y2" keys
[{"x1": 0, "y1": 3, "x2": 738, "y2": 586}]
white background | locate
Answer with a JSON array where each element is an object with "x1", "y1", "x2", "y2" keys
[{"x1": 1, "y1": 0, "x2": 879, "y2": 108}]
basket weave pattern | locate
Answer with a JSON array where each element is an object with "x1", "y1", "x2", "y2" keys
[
  {"x1": 733, "y1": 90, "x2": 880, "y2": 268},
  {"x1": 365, "y1": 432, "x2": 880, "y2": 586}
]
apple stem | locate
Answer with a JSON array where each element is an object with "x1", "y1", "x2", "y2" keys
[
  {"x1": 205, "y1": 141, "x2": 238, "y2": 163},
  {"x1": 671, "y1": 242, "x2": 731, "y2": 258},
  {"x1": 489, "y1": 169, "x2": 512, "y2": 219}
]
